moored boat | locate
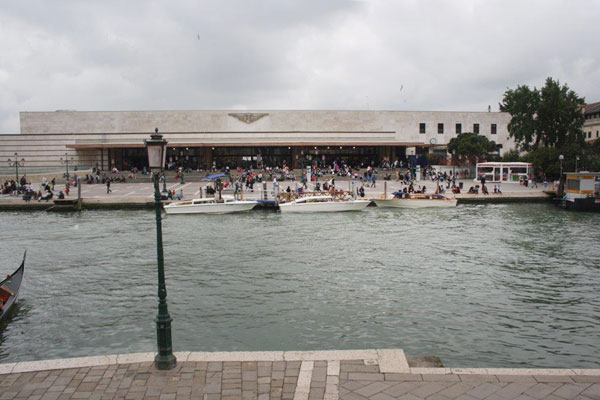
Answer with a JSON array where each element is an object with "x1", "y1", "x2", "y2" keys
[
  {"x1": 278, "y1": 195, "x2": 370, "y2": 213},
  {"x1": 555, "y1": 172, "x2": 600, "y2": 212},
  {"x1": 164, "y1": 195, "x2": 258, "y2": 214},
  {"x1": 373, "y1": 192, "x2": 457, "y2": 208},
  {"x1": 0, "y1": 252, "x2": 26, "y2": 322}
]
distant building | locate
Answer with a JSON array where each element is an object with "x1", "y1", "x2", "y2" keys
[
  {"x1": 0, "y1": 110, "x2": 514, "y2": 172},
  {"x1": 584, "y1": 102, "x2": 600, "y2": 142}
]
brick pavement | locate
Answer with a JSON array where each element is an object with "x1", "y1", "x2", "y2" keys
[{"x1": 2, "y1": 353, "x2": 600, "y2": 400}]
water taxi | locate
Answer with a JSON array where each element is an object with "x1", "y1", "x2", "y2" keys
[
  {"x1": 164, "y1": 195, "x2": 258, "y2": 214},
  {"x1": 373, "y1": 192, "x2": 457, "y2": 208},
  {"x1": 278, "y1": 195, "x2": 370, "y2": 213}
]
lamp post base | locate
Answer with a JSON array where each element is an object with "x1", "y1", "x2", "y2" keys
[{"x1": 155, "y1": 353, "x2": 177, "y2": 370}]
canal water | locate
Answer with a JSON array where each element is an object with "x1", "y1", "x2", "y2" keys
[{"x1": 0, "y1": 204, "x2": 599, "y2": 368}]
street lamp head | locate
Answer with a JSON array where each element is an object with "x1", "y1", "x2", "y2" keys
[
  {"x1": 576, "y1": 155, "x2": 580, "y2": 161},
  {"x1": 145, "y1": 130, "x2": 168, "y2": 172},
  {"x1": 559, "y1": 154, "x2": 564, "y2": 161}
]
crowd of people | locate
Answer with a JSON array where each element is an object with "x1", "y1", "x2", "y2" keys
[{"x1": 2, "y1": 174, "x2": 72, "y2": 202}]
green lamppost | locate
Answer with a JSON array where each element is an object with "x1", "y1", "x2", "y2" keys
[
  {"x1": 7, "y1": 152, "x2": 25, "y2": 182},
  {"x1": 162, "y1": 172, "x2": 168, "y2": 195},
  {"x1": 559, "y1": 154, "x2": 564, "y2": 177},
  {"x1": 144, "y1": 128, "x2": 177, "y2": 370},
  {"x1": 61, "y1": 153, "x2": 74, "y2": 181},
  {"x1": 452, "y1": 149, "x2": 456, "y2": 181}
]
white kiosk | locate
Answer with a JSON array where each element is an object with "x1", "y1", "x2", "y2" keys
[{"x1": 475, "y1": 162, "x2": 532, "y2": 183}]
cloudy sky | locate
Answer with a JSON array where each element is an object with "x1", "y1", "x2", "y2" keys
[{"x1": 0, "y1": 0, "x2": 598, "y2": 133}]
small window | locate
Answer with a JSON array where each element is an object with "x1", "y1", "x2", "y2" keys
[
  {"x1": 596, "y1": 131, "x2": 599, "y2": 137},
  {"x1": 491, "y1": 124, "x2": 497, "y2": 134},
  {"x1": 419, "y1": 123, "x2": 426, "y2": 134},
  {"x1": 589, "y1": 132, "x2": 592, "y2": 139},
  {"x1": 456, "y1": 123, "x2": 462, "y2": 134},
  {"x1": 473, "y1": 123, "x2": 480, "y2": 134},
  {"x1": 438, "y1": 123, "x2": 444, "y2": 134}
]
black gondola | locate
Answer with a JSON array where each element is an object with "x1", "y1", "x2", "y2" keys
[{"x1": 0, "y1": 252, "x2": 26, "y2": 322}]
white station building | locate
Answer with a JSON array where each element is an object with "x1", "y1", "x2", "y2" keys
[{"x1": 0, "y1": 110, "x2": 513, "y2": 172}]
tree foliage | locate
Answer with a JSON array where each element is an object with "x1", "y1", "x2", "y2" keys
[
  {"x1": 447, "y1": 132, "x2": 498, "y2": 165},
  {"x1": 501, "y1": 149, "x2": 521, "y2": 162},
  {"x1": 500, "y1": 77, "x2": 585, "y2": 152}
]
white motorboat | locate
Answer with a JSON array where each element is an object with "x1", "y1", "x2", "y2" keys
[
  {"x1": 164, "y1": 195, "x2": 258, "y2": 214},
  {"x1": 278, "y1": 195, "x2": 370, "y2": 213},
  {"x1": 373, "y1": 192, "x2": 457, "y2": 208}
]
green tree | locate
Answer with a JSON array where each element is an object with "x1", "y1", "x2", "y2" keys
[
  {"x1": 583, "y1": 139, "x2": 600, "y2": 172},
  {"x1": 501, "y1": 149, "x2": 521, "y2": 162},
  {"x1": 447, "y1": 132, "x2": 498, "y2": 165},
  {"x1": 500, "y1": 77, "x2": 585, "y2": 152}
]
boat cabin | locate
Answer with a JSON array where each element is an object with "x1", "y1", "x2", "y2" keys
[
  {"x1": 565, "y1": 172, "x2": 600, "y2": 200},
  {"x1": 169, "y1": 195, "x2": 236, "y2": 207},
  {"x1": 475, "y1": 162, "x2": 532, "y2": 183},
  {"x1": 560, "y1": 172, "x2": 600, "y2": 211},
  {"x1": 293, "y1": 196, "x2": 333, "y2": 204}
]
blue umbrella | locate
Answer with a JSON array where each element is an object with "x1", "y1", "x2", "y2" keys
[{"x1": 202, "y1": 173, "x2": 228, "y2": 181}]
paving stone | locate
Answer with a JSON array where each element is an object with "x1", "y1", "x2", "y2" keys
[
  {"x1": 496, "y1": 375, "x2": 538, "y2": 383},
  {"x1": 572, "y1": 375, "x2": 600, "y2": 383},
  {"x1": 354, "y1": 381, "x2": 390, "y2": 397},
  {"x1": 412, "y1": 381, "x2": 456, "y2": 398},
  {"x1": 258, "y1": 383, "x2": 270, "y2": 394},
  {"x1": 423, "y1": 374, "x2": 461, "y2": 382},
  {"x1": 308, "y1": 387, "x2": 325, "y2": 399},
  {"x1": 551, "y1": 382, "x2": 590, "y2": 399},
  {"x1": 312, "y1": 367, "x2": 327, "y2": 382},
  {"x1": 242, "y1": 362, "x2": 258, "y2": 371},
  {"x1": 284, "y1": 368, "x2": 299, "y2": 377},
  {"x1": 436, "y1": 382, "x2": 478, "y2": 398},
  {"x1": 347, "y1": 373, "x2": 384, "y2": 381},
  {"x1": 581, "y1": 383, "x2": 600, "y2": 398},
  {"x1": 272, "y1": 362, "x2": 286, "y2": 371},
  {"x1": 340, "y1": 365, "x2": 380, "y2": 373},
  {"x1": 492, "y1": 381, "x2": 538, "y2": 399},
  {"x1": 459, "y1": 374, "x2": 500, "y2": 382},
  {"x1": 523, "y1": 382, "x2": 562, "y2": 399},
  {"x1": 284, "y1": 376, "x2": 297, "y2": 385},
  {"x1": 369, "y1": 393, "x2": 398, "y2": 400},
  {"x1": 340, "y1": 392, "x2": 369, "y2": 400},
  {"x1": 257, "y1": 377, "x2": 271, "y2": 384},
  {"x1": 533, "y1": 375, "x2": 574, "y2": 383},
  {"x1": 206, "y1": 363, "x2": 222, "y2": 372},
  {"x1": 384, "y1": 373, "x2": 422, "y2": 381},
  {"x1": 381, "y1": 382, "x2": 420, "y2": 397},
  {"x1": 465, "y1": 382, "x2": 505, "y2": 399}
]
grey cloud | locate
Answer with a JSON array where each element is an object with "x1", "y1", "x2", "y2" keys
[{"x1": 0, "y1": 0, "x2": 598, "y2": 132}]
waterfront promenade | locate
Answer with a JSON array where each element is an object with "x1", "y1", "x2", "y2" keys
[
  {"x1": 1, "y1": 350, "x2": 599, "y2": 400},
  {"x1": 0, "y1": 179, "x2": 552, "y2": 210}
]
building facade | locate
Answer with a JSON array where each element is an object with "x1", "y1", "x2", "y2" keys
[
  {"x1": 584, "y1": 102, "x2": 600, "y2": 142},
  {"x1": 0, "y1": 110, "x2": 513, "y2": 172}
]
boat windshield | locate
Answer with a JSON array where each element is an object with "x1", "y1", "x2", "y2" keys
[
  {"x1": 295, "y1": 196, "x2": 332, "y2": 204},
  {"x1": 190, "y1": 198, "x2": 216, "y2": 205}
]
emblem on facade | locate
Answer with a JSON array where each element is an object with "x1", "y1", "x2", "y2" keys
[{"x1": 228, "y1": 113, "x2": 268, "y2": 124}]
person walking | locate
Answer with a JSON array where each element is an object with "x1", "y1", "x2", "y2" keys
[{"x1": 106, "y1": 180, "x2": 111, "y2": 194}]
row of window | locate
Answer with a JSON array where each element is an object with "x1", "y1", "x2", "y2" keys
[
  {"x1": 584, "y1": 113, "x2": 599, "y2": 119},
  {"x1": 586, "y1": 131, "x2": 599, "y2": 139},
  {"x1": 419, "y1": 123, "x2": 497, "y2": 135}
]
